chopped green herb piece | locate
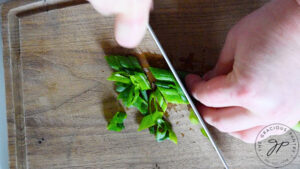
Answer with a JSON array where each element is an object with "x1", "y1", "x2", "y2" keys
[
  {"x1": 130, "y1": 72, "x2": 151, "y2": 90},
  {"x1": 106, "y1": 55, "x2": 142, "y2": 71},
  {"x1": 168, "y1": 130, "x2": 178, "y2": 144},
  {"x1": 293, "y1": 122, "x2": 300, "y2": 132},
  {"x1": 115, "y1": 82, "x2": 130, "y2": 93},
  {"x1": 105, "y1": 55, "x2": 122, "y2": 71},
  {"x1": 107, "y1": 112, "x2": 127, "y2": 132},
  {"x1": 127, "y1": 86, "x2": 140, "y2": 106},
  {"x1": 189, "y1": 109, "x2": 199, "y2": 125},
  {"x1": 117, "y1": 86, "x2": 131, "y2": 107},
  {"x1": 149, "y1": 90, "x2": 165, "y2": 113},
  {"x1": 152, "y1": 111, "x2": 164, "y2": 121},
  {"x1": 138, "y1": 111, "x2": 163, "y2": 131},
  {"x1": 155, "y1": 81, "x2": 176, "y2": 89},
  {"x1": 156, "y1": 118, "x2": 168, "y2": 142},
  {"x1": 133, "y1": 97, "x2": 148, "y2": 115},
  {"x1": 149, "y1": 67, "x2": 175, "y2": 82},
  {"x1": 157, "y1": 87, "x2": 188, "y2": 104},
  {"x1": 153, "y1": 89, "x2": 168, "y2": 112},
  {"x1": 138, "y1": 114, "x2": 156, "y2": 131},
  {"x1": 174, "y1": 81, "x2": 189, "y2": 104},
  {"x1": 141, "y1": 90, "x2": 148, "y2": 101},
  {"x1": 118, "y1": 55, "x2": 133, "y2": 69},
  {"x1": 200, "y1": 128, "x2": 209, "y2": 138},
  {"x1": 107, "y1": 72, "x2": 131, "y2": 84},
  {"x1": 149, "y1": 126, "x2": 156, "y2": 135},
  {"x1": 128, "y1": 56, "x2": 142, "y2": 70},
  {"x1": 156, "y1": 127, "x2": 168, "y2": 141}
]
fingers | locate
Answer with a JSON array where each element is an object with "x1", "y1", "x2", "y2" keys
[
  {"x1": 89, "y1": 0, "x2": 152, "y2": 48},
  {"x1": 88, "y1": 0, "x2": 125, "y2": 15},
  {"x1": 200, "y1": 105, "x2": 263, "y2": 132},
  {"x1": 204, "y1": 30, "x2": 236, "y2": 80},
  {"x1": 230, "y1": 123, "x2": 294, "y2": 143},
  {"x1": 185, "y1": 73, "x2": 242, "y2": 107},
  {"x1": 229, "y1": 126, "x2": 265, "y2": 143}
]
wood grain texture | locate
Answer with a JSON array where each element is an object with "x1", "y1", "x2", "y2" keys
[{"x1": 2, "y1": 0, "x2": 300, "y2": 169}]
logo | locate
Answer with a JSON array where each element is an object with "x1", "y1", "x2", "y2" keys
[{"x1": 255, "y1": 123, "x2": 299, "y2": 168}]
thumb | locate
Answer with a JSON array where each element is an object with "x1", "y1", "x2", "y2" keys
[{"x1": 185, "y1": 73, "x2": 242, "y2": 107}]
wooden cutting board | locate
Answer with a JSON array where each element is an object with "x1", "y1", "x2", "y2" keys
[{"x1": 3, "y1": 0, "x2": 299, "y2": 169}]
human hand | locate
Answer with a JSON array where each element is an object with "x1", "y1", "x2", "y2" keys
[
  {"x1": 88, "y1": 0, "x2": 152, "y2": 48},
  {"x1": 186, "y1": 0, "x2": 300, "y2": 143}
]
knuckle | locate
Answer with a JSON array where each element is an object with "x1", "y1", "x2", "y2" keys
[
  {"x1": 204, "y1": 115, "x2": 229, "y2": 132},
  {"x1": 226, "y1": 26, "x2": 238, "y2": 41},
  {"x1": 235, "y1": 81, "x2": 256, "y2": 99}
]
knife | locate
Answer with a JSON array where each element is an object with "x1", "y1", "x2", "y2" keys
[{"x1": 147, "y1": 25, "x2": 229, "y2": 169}]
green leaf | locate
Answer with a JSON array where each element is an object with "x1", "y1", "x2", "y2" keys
[
  {"x1": 154, "y1": 89, "x2": 168, "y2": 112},
  {"x1": 189, "y1": 109, "x2": 199, "y2": 125},
  {"x1": 155, "y1": 118, "x2": 169, "y2": 142},
  {"x1": 107, "y1": 72, "x2": 131, "y2": 84},
  {"x1": 149, "y1": 90, "x2": 168, "y2": 113},
  {"x1": 115, "y1": 82, "x2": 130, "y2": 93},
  {"x1": 126, "y1": 86, "x2": 140, "y2": 107},
  {"x1": 156, "y1": 127, "x2": 167, "y2": 142},
  {"x1": 138, "y1": 114, "x2": 156, "y2": 131},
  {"x1": 141, "y1": 90, "x2": 148, "y2": 101},
  {"x1": 138, "y1": 111, "x2": 163, "y2": 131},
  {"x1": 128, "y1": 56, "x2": 142, "y2": 70},
  {"x1": 132, "y1": 87, "x2": 140, "y2": 105},
  {"x1": 200, "y1": 128, "x2": 209, "y2": 138},
  {"x1": 117, "y1": 86, "x2": 131, "y2": 107},
  {"x1": 123, "y1": 69, "x2": 137, "y2": 75},
  {"x1": 149, "y1": 67, "x2": 175, "y2": 82},
  {"x1": 149, "y1": 126, "x2": 156, "y2": 135},
  {"x1": 130, "y1": 72, "x2": 151, "y2": 90},
  {"x1": 155, "y1": 81, "x2": 176, "y2": 89},
  {"x1": 133, "y1": 97, "x2": 148, "y2": 115},
  {"x1": 118, "y1": 55, "x2": 134, "y2": 69},
  {"x1": 168, "y1": 130, "x2": 178, "y2": 144},
  {"x1": 157, "y1": 87, "x2": 188, "y2": 104},
  {"x1": 293, "y1": 122, "x2": 300, "y2": 132},
  {"x1": 105, "y1": 55, "x2": 122, "y2": 71},
  {"x1": 107, "y1": 112, "x2": 127, "y2": 132},
  {"x1": 106, "y1": 55, "x2": 142, "y2": 71},
  {"x1": 174, "y1": 81, "x2": 189, "y2": 104},
  {"x1": 152, "y1": 111, "x2": 164, "y2": 121}
]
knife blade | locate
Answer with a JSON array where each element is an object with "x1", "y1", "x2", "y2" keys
[{"x1": 147, "y1": 25, "x2": 229, "y2": 169}]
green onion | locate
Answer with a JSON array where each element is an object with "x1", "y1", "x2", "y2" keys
[
  {"x1": 200, "y1": 128, "x2": 209, "y2": 138},
  {"x1": 130, "y1": 72, "x2": 151, "y2": 90},
  {"x1": 293, "y1": 122, "x2": 300, "y2": 132},
  {"x1": 149, "y1": 67, "x2": 174, "y2": 82},
  {"x1": 107, "y1": 112, "x2": 127, "y2": 132},
  {"x1": 133, "y1": 97, "x2": 148, "y2": 115},
  {"x1": 168, "y1": 130, "x2": 178, "y2": 144},
  {"x1": 107, "y1": 72, "x2": 131, "y2": 84},
  {"x1": 138, "y1": 111, "x2": 163, "y2": 131},
  {"x1": 115, "y1": 82, "x2": 130, "y2": 93},
  {"x1": 189, "y1": 109, "x2": 199, "y2": 125}
]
